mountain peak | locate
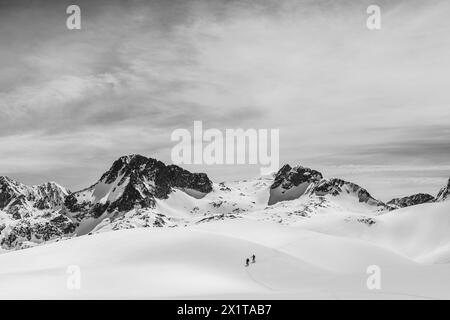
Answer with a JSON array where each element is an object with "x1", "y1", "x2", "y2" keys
[
  {"x1": 0, "y1": 176, "x2": 68, "y2": 214},
  {"x1": 117, "y1": 154, "x2": 148, "y2": 164},
  {"x1": 100, "y1": 154, "x2": 164, "y2": 185},
  {"x1": 271, "y1": 164, "x2": 323, "y2": 189},
  {"x1": 268, "y1": 164, "x2": 323, "y2": 205},
  {"x1": 65, "y1": 155, "x2": 213, "y2": 219},
  {"x1": 436, "y1": 177, "x2": 450, "y2": 202},
  {"x1": 267, "y1": 164, "x2": 387, "y2": 210},
  {"x1": 0, "y1": 176, "x2": 16, "y2": 185}
]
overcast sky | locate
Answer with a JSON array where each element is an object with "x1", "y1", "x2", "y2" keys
[{"x1": 0, "y1": 0, "x2": 449, "y2": 200}]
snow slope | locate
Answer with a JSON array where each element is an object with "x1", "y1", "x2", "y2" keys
[
  {"x1": 1, "y1": 202, "x2": 450, "y2": 299},
  {"x1": 297, "y1": 201, "x2": 450, "y2": 264}
]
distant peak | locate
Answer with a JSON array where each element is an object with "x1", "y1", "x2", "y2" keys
[
  {"x1": 0, "y1": 176, "x2": 19, "y2": 186},
  {"x1": 387, "y1": 193, "x2": 435, "y2": 208},
  {"x1": 37, "y1": 181, "x2": 68, "y2": 191},
  {"x1": 436, "y1": 177, "x2": 450, "y2": 202}
]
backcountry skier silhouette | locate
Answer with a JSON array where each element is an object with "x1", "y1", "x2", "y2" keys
[
  {"x1": 252, "y1": 254, "x2": 256, "y2": 263},
  {"x1": 245, "y1": 258, "x2": 250, "y2": 267}
]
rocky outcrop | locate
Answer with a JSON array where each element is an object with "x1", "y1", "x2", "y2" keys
[
  {"x1": 387, "y1": 193, "x2": 435, "y2": 209},
  {"x1": 310, "y1": 178, "x2": 388, "y2": 209},
  {"x1": 271, "y1": 164, "x2": 323, "y2": 190},
  {"x1": 268, "y1": 165, "x2": 323, "y2": 205},
  {"x1": 0, "y1": 176, "x2": 30, "y2": 211},
  {"x1": 436, "y1": 178, "x2": 450, "y2": 202},
  {"x1": 0, "y1": 211, "x2": 76, "y2": 250},
  {"x1": 34, "y1": 182, "x2": 69, "y2": 209}
]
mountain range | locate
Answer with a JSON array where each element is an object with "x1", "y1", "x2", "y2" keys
[{"x1": 0, "y1": 154, "x2": 448, "y2": 250}]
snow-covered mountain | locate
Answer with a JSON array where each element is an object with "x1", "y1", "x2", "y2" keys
[
  {"x1": 1, "y1": 156, "x2": 450, "y2": 299},
  {"x1": 65, "y1": 155, "x2": 212, "y2": 215},
  {"x1": 0, "y1": 177, "x2": 74, "y2": 250},
  {"x1": 266, "y1": 165, "x2": 389, "y2": 216},
  {"x1": 0, "y1": 156, "x2": 449, "y2": 251},
  {"x1": 63, "y1": 154, "x2": 213, "y2": 235},
  {"x1": 0, "y1": 176, "x2": 68, "y2": 217}
]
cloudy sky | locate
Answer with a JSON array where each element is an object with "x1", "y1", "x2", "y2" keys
[{"x1": 0, "y1": 0, "x2": 449, "y2": 200}]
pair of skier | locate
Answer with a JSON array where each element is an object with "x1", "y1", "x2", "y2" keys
[{"x1": 245, "y1": 254, "x2": 256, "y2": 267}]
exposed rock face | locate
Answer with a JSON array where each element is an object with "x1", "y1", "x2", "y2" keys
[
  {"x1": 165, "y1": 165, "x2": 213, "y2": 194},
  {"x1": 271, "y1": 165, "x2": 323, "y2": 190},
  {"x1": 436, "y1": 178, "x2": 450, "y2": 202},
  {"x1": 310, "y1": 178, "x2": 388, "y2": 209},
  {"x1": 0, "y1": 213, "x2": 76, "y2": 249},
  {"x1": 34, "y1": 182, "x2": 69, "y2": 209},
  {"x1": 387, "y1": 193, "x2": 435, "y2": 209},
  {"x1": 0, "y1": 176, "x2": 26, "y2": 209},
  {"x1": 268, "y1": 165, "x2": 323, "y2": 205},
  {"x1": 65, "y1": 154, "x2": 213, "y2": 218},
  {"x1": 0, "y1": 176, "x2": 69, "y2": 216}
]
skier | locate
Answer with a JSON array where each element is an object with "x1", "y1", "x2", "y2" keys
[
  {"x1": 245, "y1": 258, "x2": 250, "y2": 267},
  {"x1": 252, "y1": 254, "x2": 256, "y2": 263}
]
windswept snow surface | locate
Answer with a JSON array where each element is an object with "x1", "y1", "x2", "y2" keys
[{"x1": 1, "y1": 200, "x2": 450, "y2": 299}]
